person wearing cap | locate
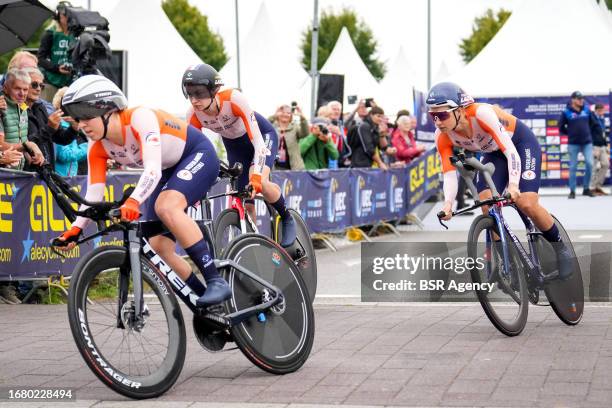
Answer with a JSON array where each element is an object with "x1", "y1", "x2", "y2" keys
[
  {"x1": 299, "y1": 117, "x2": 339, "y2": 170},
  {"x1": 558, "y1": 91, "x2": 597, "y2": 198}
]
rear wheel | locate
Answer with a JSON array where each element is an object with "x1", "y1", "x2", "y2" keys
[
  {"x1": 468, "y1": 215, "x2": 529, "y2": 337},
  {"x1": 223, "y1": 234, "x2": 314, "y2": 374},
  {"x1": 275, "y1": 209, "x2": 317, "y2": 303},
  {"x1": 542, "y1": 215, "x2": 584, "y2": 325},
  {"x1": 67, "y1": 246, "x2": 186, "y2": 399}
]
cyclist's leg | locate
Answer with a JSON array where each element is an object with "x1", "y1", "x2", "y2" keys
[
  {"x1": 251, "y1": 113, "x2": 295, "y2": 247},
  {"x1": 156, "y1": 128, "x2": 229, "y2": 305},
  {"x1": 144, "y1": 175, "x2": 201, "y2": 291},
  {"x1": 510, "y1": 124, "x2": 573, "y2": 278}
]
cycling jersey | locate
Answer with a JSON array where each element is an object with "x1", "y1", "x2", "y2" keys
[
  {"x1": 435, "y1": 103, "x2": 522, "y2": 203},
  {"x1": 187, "y1": 88, "x2": 270, "y2": 178},
  {"x1": 74, "y1": 107, "x2": 205, "y2": 230}
]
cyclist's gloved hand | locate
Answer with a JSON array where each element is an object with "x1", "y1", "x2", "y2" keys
[
  {"x1": 248, "y1": 174, "x2": 262, "y2": 199},
  {"x1": 120, "y1": 198, "x2": 141, "y2": 221},
  {"x1": 53, "y1": 226, "x2": 82, "y2": 250},
  {"x1": 440, "y1": 201, "x2": 453, "y2": 221}
]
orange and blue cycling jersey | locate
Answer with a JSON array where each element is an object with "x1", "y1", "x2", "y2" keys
[
  {"x1": 187, "y1": 88, "x2": 278, "y2": 191},
  {"x1": 435, "y1": 103, "x2": 541, "y2": 200},
  {"x1": 74, "y1": 106, "x2": 220, "y2": 229}
]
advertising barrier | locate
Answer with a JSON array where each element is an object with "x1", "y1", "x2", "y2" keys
[{"x1": 0, "y1": 149, "x2": 441, "y2": 279}]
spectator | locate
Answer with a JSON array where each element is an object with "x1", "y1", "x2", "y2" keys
[
  {"x1": 269, "y1": 103, "x2": 308, "y2": 170},
  {"x1": 590, "y1": 103, "x2": 609, "y2": 195},
  {"x1": 377, "y1": 115, "x2": 402, "y2": 168},
  {"x1": 0, "y1": 51, "x2": 53, "y2": 114},
  {"x1": 299, "y1": 117, "x2": 339, "y2": 170},
  {"x1": 25, "y1": 68, "x2": 80, "y2": 170},
  {"x1": 0, "y1": 69, "x2": 44, "y2": 170},
  {"x1": 38, "y1": 2, "x2": 75, "y2": 101},
  {"x1": 316, "y1": 104, "x2": 331, "y2": 118},
  {"x1": 50, "y1": 86, "x2": 87, "y2": 176},
  {"x1": 392, "y1": 115, "x2": 426, "y2": 163},
  {"x1": 349, "y1": 105, "x2": 385, "y2": 169},
  {"x1": 345, "y1": 98, "x2": 370, "y2": 133},
  {"x1": 326, "y1": 100, "x2": 351, "y2": 167},
  {"x1": 559, "y1": 91, "x2": 596, "y2": 198},
  {"x1": 0, "y1": 51, "x2": 38, "y2": 85}
]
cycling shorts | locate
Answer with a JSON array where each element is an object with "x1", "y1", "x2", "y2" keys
[
  {"x1": 222, "y1": 112, "x2": 278, "y2": 191},
  {"x1": 476, "y1": 120, "x2": 541, "y2": 194},
  {"x1": 144, "y1": 125, "x2": 220, "y2": 220}
]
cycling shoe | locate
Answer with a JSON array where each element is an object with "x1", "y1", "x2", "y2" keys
[
  {"x1": 196, "y1": 278, "x2": 231, "y2": 307},
  {"x1": 280, "y1": 214, "x2": 297, "y2": 247}
]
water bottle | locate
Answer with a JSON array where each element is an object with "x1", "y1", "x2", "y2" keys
[{"x1": 328, "y1": 159, "x2": 338, "y2": 169}]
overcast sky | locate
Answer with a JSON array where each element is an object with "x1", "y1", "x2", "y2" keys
[{"x1": 41, "y1": 0, "x2": 522, "y2": 87}]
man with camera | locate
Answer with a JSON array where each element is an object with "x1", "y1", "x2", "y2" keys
[
  {"x1": 299, "y1": 117, "x2": 339, "y2": 170},
  {"x1": 38, "y1": 2, "x2": 75, "y2": 101}
]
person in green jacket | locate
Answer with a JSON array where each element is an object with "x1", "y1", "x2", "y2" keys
[
  {"x1": 299, "y1": 117, "x2": 339, "y2": 170},
  {"x1": 0, "y1": 68, "x2": 45, "y2": 170}
]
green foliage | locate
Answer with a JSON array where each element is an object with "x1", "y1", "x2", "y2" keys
[
  {"x1": 0, "y1": 19, "x2": 51, "y2": 73},
  {"x1": 162, "y1": 0, "x2": 228, "y2": 70},
  {"x1": 300, "y1": 7, "x2": 386, "y2": 80},
  {"x1": 606, "y1": 0, "x2": 612, "y2": 10},
  {"x1": 459, "y1": 9, "x2": 511, "y2": 63}
]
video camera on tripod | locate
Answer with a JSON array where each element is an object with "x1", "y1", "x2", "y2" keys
[{"x1": 61, "y1": 3, "x2": 111, "y2": 78}]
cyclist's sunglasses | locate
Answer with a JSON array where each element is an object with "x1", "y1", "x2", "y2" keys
[
  {"x1": 61, "y1": 102, "x2": 109, "y2": 122},
  {"x1": 428, "y1": 108, "x2": 457, "y2": 122},
  {"x1": 183, "y1": 84, "x2": 214, "y2": 100}
]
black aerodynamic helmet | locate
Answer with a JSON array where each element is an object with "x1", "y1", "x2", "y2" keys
[{"x1": 181, "y1": 63, "x2": 224, "y2": 99}]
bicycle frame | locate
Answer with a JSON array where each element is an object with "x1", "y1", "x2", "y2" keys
[{"x1": 30, "y1": 161, "x2": 284, "y2": 330}]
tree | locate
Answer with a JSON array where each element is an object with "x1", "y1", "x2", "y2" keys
[
  {"x1": 459, "y1": 8, "x2": 511, "y2": 63},
  {"x1": 606, "y1": 0, "x2": 612, "y2": 10},
  {"x1": 162, "y1": 0, "x2": 227, "y2": 70},
  {"x1": 300, "y1": 7, "x2": 386, "y2": 80},
  {"x1": 0, "y1": 20, "x2": 51, "y2": 73}
]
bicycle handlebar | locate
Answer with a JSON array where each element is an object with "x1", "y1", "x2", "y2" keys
[{"x1": 436, "y1": 192, "x2": 512, "y2": 230}]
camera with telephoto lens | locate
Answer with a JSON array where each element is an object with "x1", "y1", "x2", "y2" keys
[
  {"x1": 317, "y1": 124, "x2": 329, "y2": 135},
  {"x1": 63, "y1": 5, "x2": 111, "y2": 78}
]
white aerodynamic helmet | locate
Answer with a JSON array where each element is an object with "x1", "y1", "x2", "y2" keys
[{"x1": 62, "y1": 74, "x2": 128, "y2": 120}]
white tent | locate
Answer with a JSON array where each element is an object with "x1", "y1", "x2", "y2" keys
[
  {"x1": 378, "y1": 46, "x2": 417, "y2": 117},
  {"x1": 433, "y1": 60, "x2": 451, "y2": 84},
  {"x1": 220, "y1": 2, "x2": 309, "y2": 117},
  {"x1": 107, "y1": 0, "x2": 202, "y2": 115},
  {"x1": 449, "y1": 0, "x2": 612, "y2": 97},
  {"x1": 318, "y1": 27, "x2": 381, "y2": 108}
]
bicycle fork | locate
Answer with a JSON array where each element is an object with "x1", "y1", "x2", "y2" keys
[{"x1": 116, "y1": 228, "x2": 147, "y2": 331}]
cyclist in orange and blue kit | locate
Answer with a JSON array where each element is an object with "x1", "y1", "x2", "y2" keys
[
  {"x1": 430, "y1": 82, "x2": 573, "y2": 279},
  {"x1": 182, "y1": 64, "x2": 297, "y2": 248},
  {"x1": 54, "y1": 75, "x2": 231, "y2": 306}
]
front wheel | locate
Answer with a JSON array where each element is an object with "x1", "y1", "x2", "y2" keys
[
  {"x1": 223, "y1": 234, "x2": 315, "y2": 374},
  {"x1": 214, "y1": 208, "x2": 254, "y2": 258},
  {"x1": 468, "y1": 215, "x2": 529, "y2": 337},
  {"x1": 67, "y1": 246, "x2": 186, "y2": 399}
]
